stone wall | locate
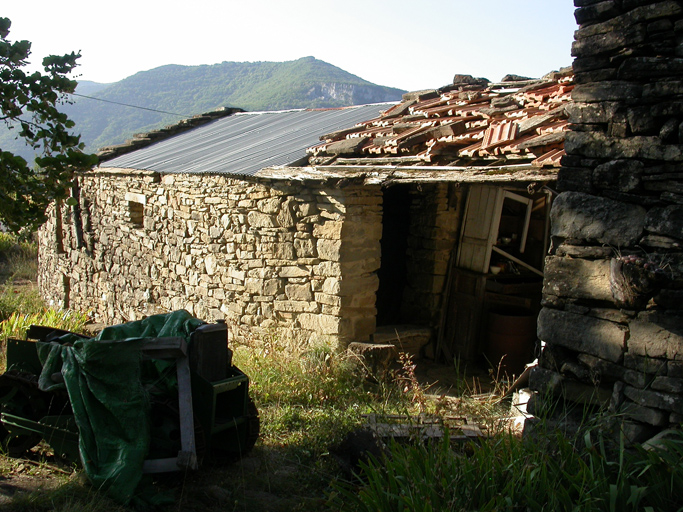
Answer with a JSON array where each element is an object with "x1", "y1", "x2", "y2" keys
[
  {"x1": 38, "y1": 169, "x2": 382, "y2": 349},
  {"x1": 528, "y1": 0, "x2": 683, "y2": 441},
  {"x1": 401, "y1": 183, "x2": 462, "y2": 326}
]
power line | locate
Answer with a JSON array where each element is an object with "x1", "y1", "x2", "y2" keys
[{"x1": 68, "y1": 92, "x2": 189, "y2": 117}]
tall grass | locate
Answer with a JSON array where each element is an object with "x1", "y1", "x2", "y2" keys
[
  {"x1": 0, "y1": 232, "x2": 38, "y2": 281},
  {"x1": 232, "y1": 340, "x2": 397, "y2": 458},
  {"x1": 330, "y1": 422, "x2": 683, "y2": 512},
  {"x1": 0, "y1": 285, "x2": 44, "y2": 322}
]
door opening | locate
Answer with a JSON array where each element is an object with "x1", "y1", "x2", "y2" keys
[{"x1": 376, "y1": 185, "x2": 411, "y2": 326}]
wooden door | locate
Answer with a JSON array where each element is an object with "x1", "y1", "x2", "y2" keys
[{"x1": 456, "y1": 185, "x2": 503, "y2": 273}]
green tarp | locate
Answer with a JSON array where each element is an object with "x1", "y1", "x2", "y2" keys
[{"x1": 36, "y1": 310, "x2": 204, "y2": 504}]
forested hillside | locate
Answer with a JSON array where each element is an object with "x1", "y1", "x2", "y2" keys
[{"x1": 1, "y1": 57, "x2": 405, "y2": 160}]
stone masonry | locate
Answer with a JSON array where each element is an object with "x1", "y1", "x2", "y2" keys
[
  {"x1": 528, "y1": 0, "x2": 683, "y2": 441},
  {"x1": 39, "y1": 170, "x2": 383, "y2": 349},
  {"x1": 38, "y1": 170, "x2": 459, "y2": 351}
]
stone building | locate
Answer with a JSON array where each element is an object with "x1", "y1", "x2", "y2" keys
[
  {"x1": 39, "y1": 74, "x2": 572, "y2": 357},
  {"x1": 528, "y1": 0, "x2": 683, "y2": 441}
]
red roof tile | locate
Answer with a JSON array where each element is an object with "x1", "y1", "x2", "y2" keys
[{"x1": 308, "y1": 70, "x2": 573, "y2": 168}]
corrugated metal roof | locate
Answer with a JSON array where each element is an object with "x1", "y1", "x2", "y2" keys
[{"x1": 99, "y1": 104, "x2": 396, "y2": 176}]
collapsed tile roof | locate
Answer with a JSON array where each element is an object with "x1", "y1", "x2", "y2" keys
[{"x1": 307, "y1": 68, "x2": 573, "y2": 169}]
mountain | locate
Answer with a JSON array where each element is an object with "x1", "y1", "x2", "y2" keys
[{"x1": 1, "y1": 57, "x2": 405, "y2": 161}]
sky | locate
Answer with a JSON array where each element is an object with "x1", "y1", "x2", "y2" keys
[{"x1": 3, "y1": 0, "x2": 577, "y2": 92}]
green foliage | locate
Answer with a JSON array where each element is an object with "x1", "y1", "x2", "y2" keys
[
  {"x1": 232, "y1": 340, "x2": 417, "y2": 463},
  {"x1": 0, "y1": 285, "x2": 44, "y2": 322},
  {"x1": 330, "y1": 424, "x2": 683, "y2": 512},
  {"x1": 0, "y1": 232, "x2": 16, "y2": 254},
  {"x1": 0, "y1": 308, "x2": 89, "y2": 341},
  {"x1": 0, "y1": 17, "x2": 97, "y2": 233}
]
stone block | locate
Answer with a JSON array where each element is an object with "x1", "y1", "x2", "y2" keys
[
  {"x1": 317, "y1": 238, "x2": 342, "y2": 261},
  {"x1": 550, "y1": 191, "x2": 646, "y2": 246},
  {"x1": 313, "y1": 221, "x2": 343, "y2": 240},
  {"x1": 339, "y1": 275, "x2": 379, "y2": 296},
  {"x1": 623, "y1": 369, "x2": 655, "y2": 389},
  {"x1": 298, "y1": 313, "x2": 342, "y2": 335},
  {"x1": 537, "y1": 308, "x2": 626, "y2": 363},
  {"x1": 274, "y1": 300, "x2": 318, "y2": 313},
  {"x1": 571, "y1": 81, "x2": 643, "y2": 102},
  {"x1": 577, "y1": 353, "x2": 625, "y2": 381},
  {"x1": 257, "y1": 197, "x2": 280, "y2": 214},
  {"x1": 279, "y1": 266, "x2": 311, "y2": 278},
  {"x1": 623, "y1": 353, "x2": 667, "y2": 375},
  {"x1": 645, "y1": 205, "x2": 683, "y2": 240},
  {"x1": 247, "y1": 211, "x2": 276, "y2": 228},
  {"x1": 651, "y1": 376, "x2": 683, "y2": 394},
  {"x1": 619, "y1": 401, "x2": 669, "y2": 426},
  {"x1": 623, "y1": 385, "x2": 683, "y2": 414},
  {"x1": 204, "y1": 254, "x2": 218, "y2": 276},
  {"x1": 543, "y1": 256, "x2": 612, "y2": 301},
  {"x1": 557, "y1": 167, "x2": 595, "y2": 193},
  {"x1": 566, "y1": 131, "x2": 683, "y2": 162},
  {"x1": 294, "y1": 238, "x2": 316, "y2": 258},
  {"x1": 277, "y1": 199, "x2": 296, "y2": 228},
  {"x1": 593, "y1": 159, "x2": 643, "y2": 193},
  {"x1": 285, "y1": 283, "x2": 313, "y2": 301},
  {"x1": 628, "y1": 311, "x2": 683, "y2": 360},
  {"x1": 529, "y1": 367, "x2": 612, "y2": 406},
  {"x1": 668, "y1": 361, "x2": 683, "y2": 378}
]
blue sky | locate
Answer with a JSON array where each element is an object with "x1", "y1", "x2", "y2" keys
[{"x1": 4, "y1": 0, "x2": 577, "y2": 91}]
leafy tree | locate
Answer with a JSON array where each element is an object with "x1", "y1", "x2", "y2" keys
[{"x1": 0, "y1": 17, "x2": 97, "y2": 233}]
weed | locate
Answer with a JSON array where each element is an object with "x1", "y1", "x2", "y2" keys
[{"x1": 394, "y1": 352, "x2": 427, "y2": 413}]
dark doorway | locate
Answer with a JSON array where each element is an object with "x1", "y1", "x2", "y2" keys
[{"x1": 376, "y1": 185, "x2": 411, "y2": 326}]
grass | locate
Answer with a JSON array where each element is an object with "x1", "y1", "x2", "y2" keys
[
  {"x1": 1, "y1": 232, "x2": 682, "y2": 511},
  {"x1": 330, "y1": 420, "x2": 683, "y2": 512},
  {"x1": 0, "y1": 233, "x2": 38, "y2": 283}
]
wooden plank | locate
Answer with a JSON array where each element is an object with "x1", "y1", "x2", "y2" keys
[
  {"x1": 176, "y1": 355, "x2": 197, "y2": 470},
  {"x1": 491, "y1": 246, "x2": 544, "y2": 277},
  {"x1": 141, "y1": 337, "x2": 187, "y2": 359}
]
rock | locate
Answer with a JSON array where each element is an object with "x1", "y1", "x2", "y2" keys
[
  {"x1": 538, "y1": 308, "x2": 626, "y2": 363},
  {"x1": 592, "y1": 159, "x2": 643, "y2": 193},
  {"x1": 550, "y1": 192, "x2": 646, "y2": 246},
  {"x1": 645, "y1": 205, "x2": 683, "y2": 240},
  {"x1": 451, "y1": 74, "x2": 489, "y2": 87},
  {"x1": 628, "y1": 311, "x2": 683, "y2": 360},
  {"x1": 543, "y1": 256, "x2": 612, "y2": 301}
]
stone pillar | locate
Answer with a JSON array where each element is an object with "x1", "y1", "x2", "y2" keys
[{"x1": 528, "y1": 0, "x2": 683, "y2": 442}]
